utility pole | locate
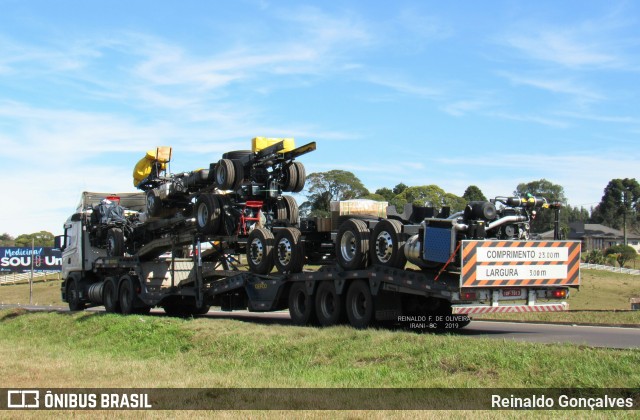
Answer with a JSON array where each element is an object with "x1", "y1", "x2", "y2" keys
[{"x1": 30, "y1": 238, "x2": 34, "y2": 305}]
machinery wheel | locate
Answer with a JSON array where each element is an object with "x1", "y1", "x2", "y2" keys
[
  {"x1": 102, "y1": 277, "x2": 120, "y2": 313},
  {"x1": 292, "y1": 162, "x2": 306, "y2": 192},
  {"x1": 191, "y1": 305, "x2": 211, "y2": 315},
  {"x1": 288, "y1": 282, "x2": 317, "y2": 326},
  {"x1": 146, "y1": 189, "x2": 161, "y2": 217},
  {"x1": 214, "y1": 158, "x2": 236, "y2": 190},
  {"x1": 246, "y1": 227, "x2": 275, "y2": 274},
  {"x1": 283, "y1": 196, "x2": 299, "y2": 225},
  {"x1": 274, "y1": 227, "x2": 304, "y2": 273},
  {"x1": 315, "y1": 281, "x2": 344, "y2": 326},
  {"x1": 66, "y1": 275, "x2": 85, "y2": 311},
  {"x1": 281, "y1": 163, "x2": 298, "y2": 192},
  {"x1": 223, "y1": 150, "x2": 252, "y2": 160},
  {"x1": 231, "y1": 160, "x2": 244, "y2": 191},
  {"x1": 118, "y1": 275, "x2": 136, "y2": 315},
  {"x1": 370, "y1": 219, "x2": 406, "y2": 268},
  {"x1": 195, "y1": 194, "x2": 222, "y2": 234},
  {"x1": 135, "y1": 306, "x2": 152, "y2": 315},
  {"x1": 335, "y1": 218, "x2": 370, "y2": 270},
  {"x1": 345, "y1": 280, "x2": 374, "y2": 329},
  {"x1": 106, "y1": 228, "x2": 125, "y2": 257}
]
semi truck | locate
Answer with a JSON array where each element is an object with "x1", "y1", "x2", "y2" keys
[{"x1": 56, "y1": 139, "x2": 581, "y2": 329}]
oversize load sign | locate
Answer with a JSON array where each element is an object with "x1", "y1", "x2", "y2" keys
[
  {"x1": 0, "y1": 247, "x2": 62, "y2": 273},
  {"x1": 460, "y1": 240, "x2": 581, "y2": 288}
]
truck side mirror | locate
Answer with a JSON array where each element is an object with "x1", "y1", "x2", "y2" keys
[{"x1": 54, "y1": 235, "x2": 66, "y2": 252}]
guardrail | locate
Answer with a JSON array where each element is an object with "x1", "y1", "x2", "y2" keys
[
  {"x1": 0, "y1": 272, "x2": 60, "y2": 285},
  {"x1": 581, "y1": 263, "x2": 640, "y2": 276}
]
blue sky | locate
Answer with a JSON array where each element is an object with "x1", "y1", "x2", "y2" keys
[{"x1": 1, "y1": 0, "x2": 639, "y2": 236}]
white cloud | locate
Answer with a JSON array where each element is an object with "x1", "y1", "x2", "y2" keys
[{"x1": 498, "y1": 71, "x2": 604, "y2": 103}]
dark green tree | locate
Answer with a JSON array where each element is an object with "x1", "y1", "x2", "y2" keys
[
  {"x1": 604, "y1": 244, "x2": 637, "y2": 268},
  {"x1": 393, "y1": 185, "x2": 466, "y2": 213},
  {"x1": 515, "y1": 179, "x2": 568, "y2": 233},
  {"x1": 14, "y1": 231, "x2": 55, "y2": 247},
  {"x1": 591, "y1": 178, "x2": 640, "y2": 243},
  {"x1": 302, "y1": 170, "x2": 369, "y2": 217},
  {"x1": 374, "y1": 187, "x2": 395, "y2": 202},
  {"x1": 0, "y1": 233, "x2": 15, "y2": 246},
  {"x1": 462, "y1": 185, "x2": 487, "y2": 202},
  {"x1": 392, "y1": 183, "x2": 408, "y2": 195}
]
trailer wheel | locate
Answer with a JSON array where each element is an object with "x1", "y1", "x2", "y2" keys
[
  {"x1": 214, "y1": 158, "x2": 236, "y2": 190},
  {"x1": 247, "y1": 227, "x2": 275, "y2": 274},
  {"x1": 119, "y1": 275, "x2": 136, "y2": 315},
  {"x1": 222, "y1": 150, "x2": 252, "y2": 160},
  {"x1": 103, "y1": 277, "x2": 120, "y2": 313},
  {"x1": 288, "y1": 282, "x2": 317, "y2": 326},
  {"x1": 335, "y1": 218, "x2": 370, "y2": 270},
  {"x1": 345, "y1": 280, "x2": 374, "y2": 329},
  {"x1": 106, "y1": 228, "x2": 125, "y2": 257},
  {"x1": 283, "y1": 196, "x2": 299, "y2": 225},
  {"x1": 231, "y1": 160, "x2": 244, "y2": 191},
  {"x1": 281, "y1": 163, "x2": 298, "y2": 192},
  {"x1": 274, "y1": 227, "x2": 304, "y2": 273},
  {"x1": 66, "y1": 275, "x2": 85, "y2": 311},
  {"x1": 315, "y1": 281, "x2": 345, "y2": 326},
  {"x1": 195, "y1": 193, "x2": 222, "y2": 234},
  {"x1": 370, "y1": 219, "x2": 406, "y2": 268},
  {"x1": 292, "y1": 162, "x2": 306, "y2": 192}
]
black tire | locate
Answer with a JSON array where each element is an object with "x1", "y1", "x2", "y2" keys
[
  {"x1": 103, "y1": 277, "x2": 120, "y2": 313},
  {"x1": 281, "y1": 163, "x2": 297, "y2": 192},
  {"x1": 346, "y1": 280, "x2": 374, "y2": 329},
  {"x1": 292, "y1": 162, "x2": 306, "y2": 192},
  {"x1": 66, "y1": 275, "x2": 85, "y2": 311},
  {"x1": 163, "y1": 304, "x2": 188, "y2": 317},
  {"x1": 192, "y1": 305, "x2": 211, "y2": 315},
  {"x1": 223, "y1": 150, "x2": 252, "y2": 160},
  {"x1": 146, "y1": 189, "x2": 161, "y2": 217},
  {"x1": 135, "y1": 306, "x2": 152, "y2": 315},
  {"x1": 195, "y1": 194, "x2": 222, "y2": 234},
  {"x1": 288, "y1": 282, "x2": 317, "y2": 326},
  {"x1": 275, "y1": 199, "x2": 288, "y2": 221},
  {"x1": 119, "y1": 275, "x2": 136, "y2": 315},
  {"x1": 370, "y1": 219, "x2": 406, "y2": 268},
  {"x1": 231, "y1": 160, "x2": 244, "y2": 191},
  {"x1": 274, "y1": 227, "x2": 304, "y2": 273},
  {"x1": 315, "y1": 281, "x2": 345, "y2": 326},
  {"x1": 214, "y1": 159, "x2": 236, "y2": 190},
  {"x1": 283, "y1": 196, "x2": 299, "y2": 225},
  {"x1": 106, "y1": 228, "x2": 125, "y2": 257},
  {"x1": 246, "y1": 227, "x2": 275, "y2": 274},
  {"x1": 335, "y1": 218, "x2": 370, "y2": 270}
]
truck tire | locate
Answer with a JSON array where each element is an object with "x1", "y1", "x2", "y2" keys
[
  {"x1": 315, "y1": 281, "x2": 345, "y2": 326},
  {"x1": 231, "y1": 160, "x2": 244, "y2": 191},
  {"x1": 146, "y1": 189, "x2": 161, "y2": 217},
  {"x1": 370, "y1": 219, "x2": 406, "y2": 268},
  {"x1": 214, "y1": 159, "x2": 236, "y2": 190},
  {"x1": 274, "y1": 227, "x2": 304, "y2": 273},
  {"x1": 66, "y1": 275, "x2": 85, "y2": 311},
  {"x1": 292, "y1": 162, "x2": 306, "y2": 192},
  {"x1": 118, "y1": 275, "x2": 136, "y2": 315},
  {"x1": 288, "y1": 282, "x2": 317, "y2": 326},
  {"x1": 335, "y1": 218, "x2": 370, "y2": 270},
  {"x1": 283, "y1": 196, "x2": 299, "y2": 225},
  {"x1": 106, "y1": 228, "x2": 125, "y2": 257},
  {"x1": 345, "y1": 280, "x2": 373, "y2": 329},
  {"x1": 246, "y1": 227, "x2": 274, "y2": 274},
  {"x1": 281, "y1": 163, "x2": 297, "y2": 192},
  {"x1": 195, "y1": 194, "x2": 222, "y2": 234},
  {"x1": 102, "y1": 277, "x2": 120, "y2": 313}
]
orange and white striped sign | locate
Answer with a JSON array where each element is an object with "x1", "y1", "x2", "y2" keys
[{"x1": 460, "y1": 240, "x2": 581, "y2": 288}]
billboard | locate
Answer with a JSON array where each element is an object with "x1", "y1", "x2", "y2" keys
[{"x1": 0, "y1": 247, "x2": 62, "y2": 273}]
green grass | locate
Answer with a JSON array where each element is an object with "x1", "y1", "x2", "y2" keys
[
  {"x1": 1, "y1": 309, "x2": 638, "y2": 389},
  {"x1": 0, "y1": 277, "x2": 63, "y2": 306}
]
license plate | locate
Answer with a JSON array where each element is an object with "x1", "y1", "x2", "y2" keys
[{"x1": 502, "y1": 289, "x2": 521, "y2": 297}]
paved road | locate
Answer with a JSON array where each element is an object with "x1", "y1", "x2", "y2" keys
[{"x1": 2, "y1": 304, "x2": 638, "y2": 349}]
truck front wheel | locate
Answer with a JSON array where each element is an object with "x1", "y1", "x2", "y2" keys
[{"x1": 67, "y1": 275, "x2": 85, "y2": 311}]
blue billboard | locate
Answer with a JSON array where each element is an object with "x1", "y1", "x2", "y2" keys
[{"x1": 0, "y1": 247, "x2": 62, "y2": 273}]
